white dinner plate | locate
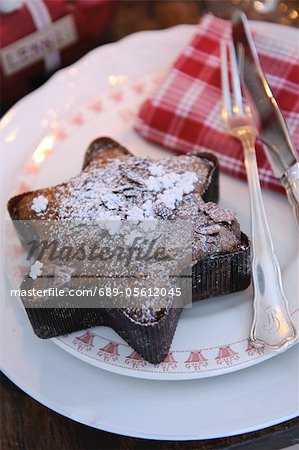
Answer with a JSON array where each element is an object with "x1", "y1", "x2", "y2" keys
[
  {"x1": 1, "y1": 22, "x2": 298, "y2": 438},
  {"x1": 4, "y1": 21, "x2": 298, "y2": 380}
]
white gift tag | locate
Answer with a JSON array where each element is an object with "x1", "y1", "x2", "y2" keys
[{"x1": 0, "y1": 15, "x2": 78, "y2": 75}]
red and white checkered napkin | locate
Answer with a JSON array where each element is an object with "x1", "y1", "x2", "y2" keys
[{"x1": 135, "y1": 14, "x2": 299, "y2": 193}]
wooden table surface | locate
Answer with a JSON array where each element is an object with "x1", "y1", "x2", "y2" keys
[{"x1": 1, "y1": 372, "x2": 298, "y2": 450}]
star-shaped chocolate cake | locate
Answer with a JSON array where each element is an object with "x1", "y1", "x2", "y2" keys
[{"x1": 8, "y1": 137, "x2": 250, "y2": 364}]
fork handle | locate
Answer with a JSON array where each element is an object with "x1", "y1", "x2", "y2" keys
[{"x1": 241, "y1": 135, "x2": 297, "y2": 350}]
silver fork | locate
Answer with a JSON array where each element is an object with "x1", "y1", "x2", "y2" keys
[{"x1": 220, "y1": 40, "x2": 297, "y2": 350}]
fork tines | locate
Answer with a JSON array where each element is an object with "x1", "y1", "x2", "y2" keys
[{"x1": 221, "y1": 40, "x2": 244, "y2": 117}]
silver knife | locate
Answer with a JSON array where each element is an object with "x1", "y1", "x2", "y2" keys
[{"x1": 232, "y1": 10, "x2": 299, "y2": 229}]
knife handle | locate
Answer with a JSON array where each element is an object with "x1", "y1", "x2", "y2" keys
[{"x1": 281, "y1": 162, "x2": 299, "y2": 231}]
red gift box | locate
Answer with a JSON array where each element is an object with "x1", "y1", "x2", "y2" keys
[{"x1": 0, "y1": 0, "x2": 119, "y2": 111}]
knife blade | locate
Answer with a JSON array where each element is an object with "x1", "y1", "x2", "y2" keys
[{"x1": 232, "y1": 10, "x2": 299, "y2": 229}]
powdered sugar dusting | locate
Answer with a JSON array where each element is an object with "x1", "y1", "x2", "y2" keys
[
  {"x1": 149, "y1": 164, "x2": 165, "y2": 176},
  {"x1": 29, "y1": 260, "x2": 43, "y2": 279},
  {"x1": 31, "y1": 195, "x2": 48, "y2": 214},
  {"x1": 25, "y1": 153, "x2": 242, "y2": 279},
  {"x1": 46, "y1": 154, "x2": 241, "y2": 264},
  {"x1": 56, "y1": 155, "x2": 207, "y2": 223}
]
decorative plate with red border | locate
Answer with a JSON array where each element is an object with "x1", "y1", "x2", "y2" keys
[{"x1": 6, "y1": 70, "x2": 298, "y2": 381}]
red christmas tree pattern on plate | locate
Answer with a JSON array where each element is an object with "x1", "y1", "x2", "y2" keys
[
  {"x1": 245, "y1": 339, "x2": 265, "y2": 357},
  {"x1": 125, "y1": 350, "x2": 147, "y2": 369},
  {"x1": 53, "y1": 127, "x2": 67, "y2": 141},
  {"x1": 131, "y1": 82, "x2": 145, "y2": 95},
  {"x1": 88, "y1": 100, "x2": 102, "y2": 113},
  {"x1": 98, "y1": 342, "x2": 120, "y2": 362},
  {"x1": 69, "y1": 113, "x2": 84, "y2": 126},
  {"x1": 119, "y1": 108, "x2": 136, "y2": 123},
  {"x1": 109, "y1": 90, "x2": 123, "y2": 103},
  {"x1": 185, "y1": 350, "x2": 208, "y2": 371},
  {"x1": 161, "y1": 352, "x2": 178, "y2": 372},
  {"x1": 215, "y1": 345, "x2": 240, "y2": 366},
  {"x1": 73, "y1": 331, "x2": 95, "y2": 352}
]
